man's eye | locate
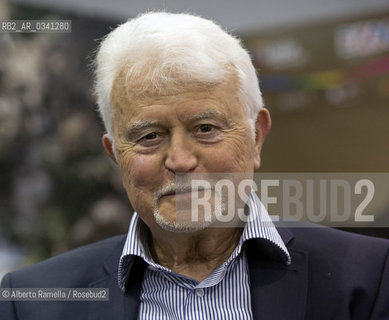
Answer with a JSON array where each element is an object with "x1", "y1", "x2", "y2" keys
[
  {"x1": 195, "y1": 124, "x2": 221, "y2": 142},
  {"x1": 137, "y1": 132, "x2": 163, "y2": 147},
  {"x1": 198, "y1": 124, "x2": 214, "y2": 133},
  {"x1": 144, "y1": 132, "x2": 158, "y2": 140}
]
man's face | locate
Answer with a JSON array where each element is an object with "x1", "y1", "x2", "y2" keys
[{"x1": 104, "y1": 70, "x2": 269, "y2": 233}]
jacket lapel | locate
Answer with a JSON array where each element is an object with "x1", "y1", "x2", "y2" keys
[
  {"x1": 87, "y1": 239, "x2": 145, "y2": 320},
  {"x1": 88, "y1": 273, "x2": 135, "y2": 320},
  {"x1": 247, "y1": 227, "x2": 308, "y2": 320}
]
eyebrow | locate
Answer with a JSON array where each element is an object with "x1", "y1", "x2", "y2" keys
[
  {"x1": 126, "y1": 120, "x2": 163, "y2": 140},
  {"x1": 186, "y1": 110, "x2": 230, "y2": 126}
]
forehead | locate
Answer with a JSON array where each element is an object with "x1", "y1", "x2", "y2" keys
[{"x1": 109, "y1": 65, "x2": 244, "y2": 121}]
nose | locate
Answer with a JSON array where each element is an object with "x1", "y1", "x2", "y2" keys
[{"x1": 164, "y1": 130, "x2": 198, "y2": 173}]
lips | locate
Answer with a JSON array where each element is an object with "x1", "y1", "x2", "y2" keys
[
  {"x1": 161, "y1": 188, "x2": 193, "y2": 197},
  {"x1": 160, "y1": 188, "x2": 213, "y2": 198}
]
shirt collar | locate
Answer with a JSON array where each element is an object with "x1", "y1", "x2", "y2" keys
[{"x1": 118, "y1": 191, "x2": 291, "y2": 291}]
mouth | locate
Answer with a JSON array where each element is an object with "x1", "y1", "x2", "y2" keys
[
  {"x1": 161, "y1": 189, "x2": 194, "y2": 198},
  {"x1": 159, "y1": 188, "x2": 214, "y2": 199}
]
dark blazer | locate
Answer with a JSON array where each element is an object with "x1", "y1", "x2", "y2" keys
[{"x1": 1, "y1": 224, "x2": 389, "y2": 320}]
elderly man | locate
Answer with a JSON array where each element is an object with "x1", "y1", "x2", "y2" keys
[{"x1": 1, "y1": 12, "x2": 389, "y2": 320}]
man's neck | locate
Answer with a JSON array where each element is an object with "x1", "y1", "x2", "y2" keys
[{"x1": 149, "y1": 227, "x2": 243, "y2": 282}]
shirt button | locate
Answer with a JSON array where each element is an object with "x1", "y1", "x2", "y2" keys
[{"x1": 195, "y1": 288, "x2": 205, "y2": 297}]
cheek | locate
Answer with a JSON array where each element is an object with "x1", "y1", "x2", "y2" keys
[
  {"x1": 118, "y1": 153, "x2": 163, "y2": 216},
  {"x1": 212, "y1": 130, "x2": 255, "y2": 172},
  {"x1": 119, "y1": 153, "x2": 161, "y2": 190}
]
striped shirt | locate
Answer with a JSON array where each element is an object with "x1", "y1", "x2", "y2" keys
[{"x1": 118, "y1": 191, "x2": 291, "y2": 319}]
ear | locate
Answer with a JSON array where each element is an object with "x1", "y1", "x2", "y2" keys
[
  {"x1": 253, "y1": 108, "x2": 271, "y2": 169},
  {"x1": 102, "y1": 134, "x2": 117, "y2": 164}
]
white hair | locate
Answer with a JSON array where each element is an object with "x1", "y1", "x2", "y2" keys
[{"x1": 93, "y1": 11, "x2": 263, "y2": 140}]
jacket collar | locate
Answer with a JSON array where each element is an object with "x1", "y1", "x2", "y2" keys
[
  {"x1": 87, "y1": 237, "x2": 145, "y2": 320},
  {"x1": 247, "y1": 223, "x2": 308, "y2": 320}
]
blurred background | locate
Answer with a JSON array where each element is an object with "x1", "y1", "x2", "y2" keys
[{"x1": 1, "y1": 0, "x2": 389, "y2": 278}]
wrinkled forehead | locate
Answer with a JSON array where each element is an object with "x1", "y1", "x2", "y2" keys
[{"x1": 109, "y1": 63, "x2": 243, "y2": 111}]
